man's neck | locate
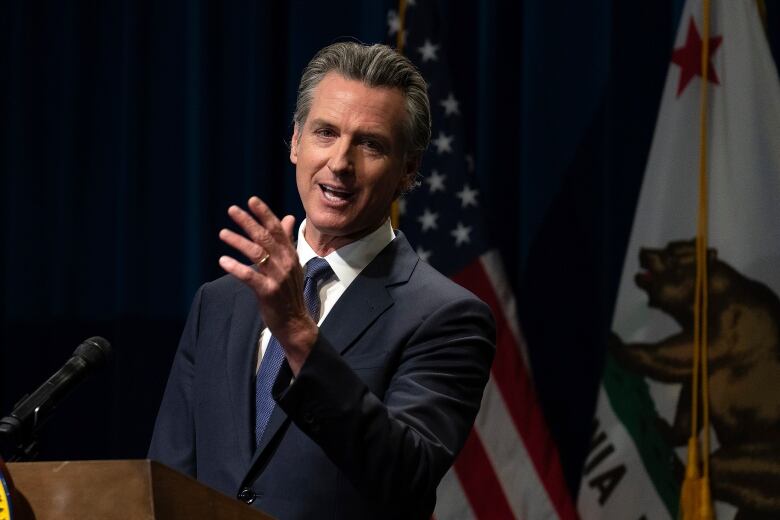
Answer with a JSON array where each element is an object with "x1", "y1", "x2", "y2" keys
[{"x1": 302, "y1": 220, "x2": 388, "y2": 257}]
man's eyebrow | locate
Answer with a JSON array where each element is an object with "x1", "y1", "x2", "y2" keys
[
  {"x1": 308, "y1": 118, "x2": 392, "y2": 143},
  {"x1": 354, "y1": 130, "x2": 391, "y2": 143},
  {"x1": 308, "y1": 118, "x2": 334, "y2": 128}
]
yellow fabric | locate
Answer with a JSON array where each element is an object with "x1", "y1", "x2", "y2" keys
[{"x1": 680, "y1": 0, "x2": 714, "y2": 518}]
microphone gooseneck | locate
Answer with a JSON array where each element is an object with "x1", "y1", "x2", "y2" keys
[{"x1": 0, "y1": 337, "x2": 113, "y2": 450}]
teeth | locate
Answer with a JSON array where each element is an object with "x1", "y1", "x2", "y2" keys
[{"x1": 321, "y1": 185, "x2": 352, "y2": 200}]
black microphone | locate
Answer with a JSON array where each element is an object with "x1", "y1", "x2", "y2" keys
[{"x1": 0, "y1": 336, "x2": 113, "y2": 442}]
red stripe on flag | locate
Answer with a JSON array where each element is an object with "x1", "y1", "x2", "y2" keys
[
  {"x1": 453, "y1": 259, "x2": 578, "y2": 520},
  {"x1": 453, "y1": 428, "x2": 516, "y2": 519}
]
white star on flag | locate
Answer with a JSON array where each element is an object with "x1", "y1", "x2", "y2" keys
[
  {"x1": 399, "y1": 3, "x2": 580, "y2": 519},
  {"x1": 417, "y1": 39, "x2": 440, "y2": 62},
  {"x1": 415, "y1": 246, "x2": 431, "y2": 263},
  {"x1": 417, "y1": 208, "x2": 439, "y2": 232},
  {"x1": 450, "y1": 222, "x2": 472, "y2": 246},
  {"x1": 432, "y1": 132, "x2": 453, "y2": 154},
  {"x1": 424, "y1": 170, "x2": 446, "y2": 192},
  {"x1": 440, "y1": 93, "x2": 460, "y2": 116},
  {"x1": 456, "y1": 184, "x2": 479, "y2": 208},
  {"x1": 387, "y1": 10, "x2": 401, "y2": 35}
]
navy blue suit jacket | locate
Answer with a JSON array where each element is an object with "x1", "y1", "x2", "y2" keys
[{"x1": 149, "y1": 232, "x2": 495, "y2": 519}]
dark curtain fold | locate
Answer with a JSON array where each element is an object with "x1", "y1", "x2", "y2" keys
[{"x1": 1, "y1": 0, "x2": 391, "y2": 461}]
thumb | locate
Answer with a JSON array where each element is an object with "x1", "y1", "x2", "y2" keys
[{"x1": 280, "y1": 215, "x2": 296, "y2": 240}]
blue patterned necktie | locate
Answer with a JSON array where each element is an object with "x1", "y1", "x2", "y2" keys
[{"x1": 254, "y1": 257, "x2": 333, "y2": 447}]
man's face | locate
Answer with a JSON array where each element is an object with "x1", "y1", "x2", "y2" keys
[{"x1": 291, "y1": 72, "x2": 415, "y2": 250}]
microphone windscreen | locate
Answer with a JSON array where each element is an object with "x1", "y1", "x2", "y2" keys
[{"x1": 73, "y1": 337, "x2": 113, "y2": 368}]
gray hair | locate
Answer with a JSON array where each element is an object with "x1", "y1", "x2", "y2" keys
[{"x1": 293, "y1": 42, "x2": 431, "y2": 161}]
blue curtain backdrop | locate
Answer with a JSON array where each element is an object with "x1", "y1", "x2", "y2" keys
[{"x1": 2, "y1": 0, "x2": 779, "y2": 497}]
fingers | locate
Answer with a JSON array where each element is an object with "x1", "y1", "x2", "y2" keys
[
  {"x1": 248, "y1": 197, "x2": 292, "y2": 246},
  {"x1": 219, "y1": 228, "x2": 268, "y2": 265},
  {"x1": 280, "y1": 215, "x2": 296, "y2": 241},
  {"x1": 227, "y1": 205, "x2": 280, "y2": 256},
  {"x1": 219, "y1": 255, "x2": 266, "y2": 286},
  {"x1": 226, "y1": 197, "x2": 294, "y2": 256},
  {"x1": 219, "y1": 197, "x2": 299, "y2": 285}
]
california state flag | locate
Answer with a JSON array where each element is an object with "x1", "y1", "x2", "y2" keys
[{"x1": 577, "y1": 0, "x2": 780, "y2": 519}]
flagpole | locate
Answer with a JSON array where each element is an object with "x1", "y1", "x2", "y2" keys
[
  {"x1": 696, "y1": 1, "x2": 714, "y2": 518},
  {"x1": 390, "y1": 0, "x2": 407, "y2": 229}
]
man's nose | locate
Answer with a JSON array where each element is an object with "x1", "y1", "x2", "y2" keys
[{"x1": 327, "y1": 139, "x2": 354, "y2": 175}]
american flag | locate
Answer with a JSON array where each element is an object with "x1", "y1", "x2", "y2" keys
[{"x1": 388, "y1": 2, "x2": 577, "y2": 518}]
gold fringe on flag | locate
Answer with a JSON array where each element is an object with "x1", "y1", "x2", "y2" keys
[
  {"x1": 679, "y1": 0, "x2": 714, "y2": 517},
  {"x1": 758, "y1": 0, "x2": 767, "y2": 29}
]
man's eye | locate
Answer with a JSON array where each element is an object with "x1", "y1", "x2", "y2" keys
[
  {"x1": 361, "y1": 140, "x2": 383, "y2": 153},
  {"x1": 315, "y1": 128, "x2": 336, "y2": 138}
]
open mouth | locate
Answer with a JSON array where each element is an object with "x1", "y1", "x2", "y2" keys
[{"x1": 319, "y1": 183, "x2": 355, "y2": 202}]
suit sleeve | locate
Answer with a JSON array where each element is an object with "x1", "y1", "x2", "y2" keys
[
  {"x1": 272, "y1": 293, "x2": 495, "y2": 511},
  {"x1": 147, "y1": 285, "x2": 204, "y2": 477}
]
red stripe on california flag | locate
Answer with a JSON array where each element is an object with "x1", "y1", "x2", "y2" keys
[
  {"x1": 453, "y1": 428, "x2": 515, "y2": 519},
  {"x1": 452, "y1": 258, "x2": 578, "y2": 520}
]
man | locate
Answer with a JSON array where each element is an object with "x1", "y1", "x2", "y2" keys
[{"x1": 149, "y1": 42, "x2": 495, "y2": 519}]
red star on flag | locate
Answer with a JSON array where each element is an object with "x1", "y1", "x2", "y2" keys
[{"x1": 671, "y1": 17, "x2": 723, "y2": 97}]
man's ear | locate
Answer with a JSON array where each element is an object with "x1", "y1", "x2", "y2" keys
[
  {"x1": 290, "y1": 124, "x2": 300, "y2": 165},
  {"x1": 396, "y1": 155, "x2": 420, "y2": 197},
  {"x1": 404, "y1": 155, "x2": 420, "y2": 189}
]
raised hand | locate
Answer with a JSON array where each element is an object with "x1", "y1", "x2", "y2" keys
[{"x1": 218, "y1": 196, "x2": 318, "y2": 374}]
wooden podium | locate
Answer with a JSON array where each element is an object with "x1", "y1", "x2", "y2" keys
[{"x1": 6, "y1": 460, "x2": 273, "y2": 520}]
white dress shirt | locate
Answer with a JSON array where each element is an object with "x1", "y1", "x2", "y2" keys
[{"x1": 256, "y1": 218, "x2": 395, "y2": 369}]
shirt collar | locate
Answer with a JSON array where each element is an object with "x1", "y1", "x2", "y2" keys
[{"x1": 296, "y1": 219, "x2": 396, "y2": 289}]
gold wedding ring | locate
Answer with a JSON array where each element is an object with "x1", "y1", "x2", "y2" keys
[{"x1": 258, "y1": 253, "x2": 271, "y2": 265}]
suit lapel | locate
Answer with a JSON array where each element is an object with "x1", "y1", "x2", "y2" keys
[
  {"x1": 226, "y1": 286, "x2": 263, "y2": 467},
  {"x1": 320, "y1": 231, "x2": 417, "y2": 355},
  {"x1": 318, "y1": 274, "x2": 393, "y2": 355}
]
